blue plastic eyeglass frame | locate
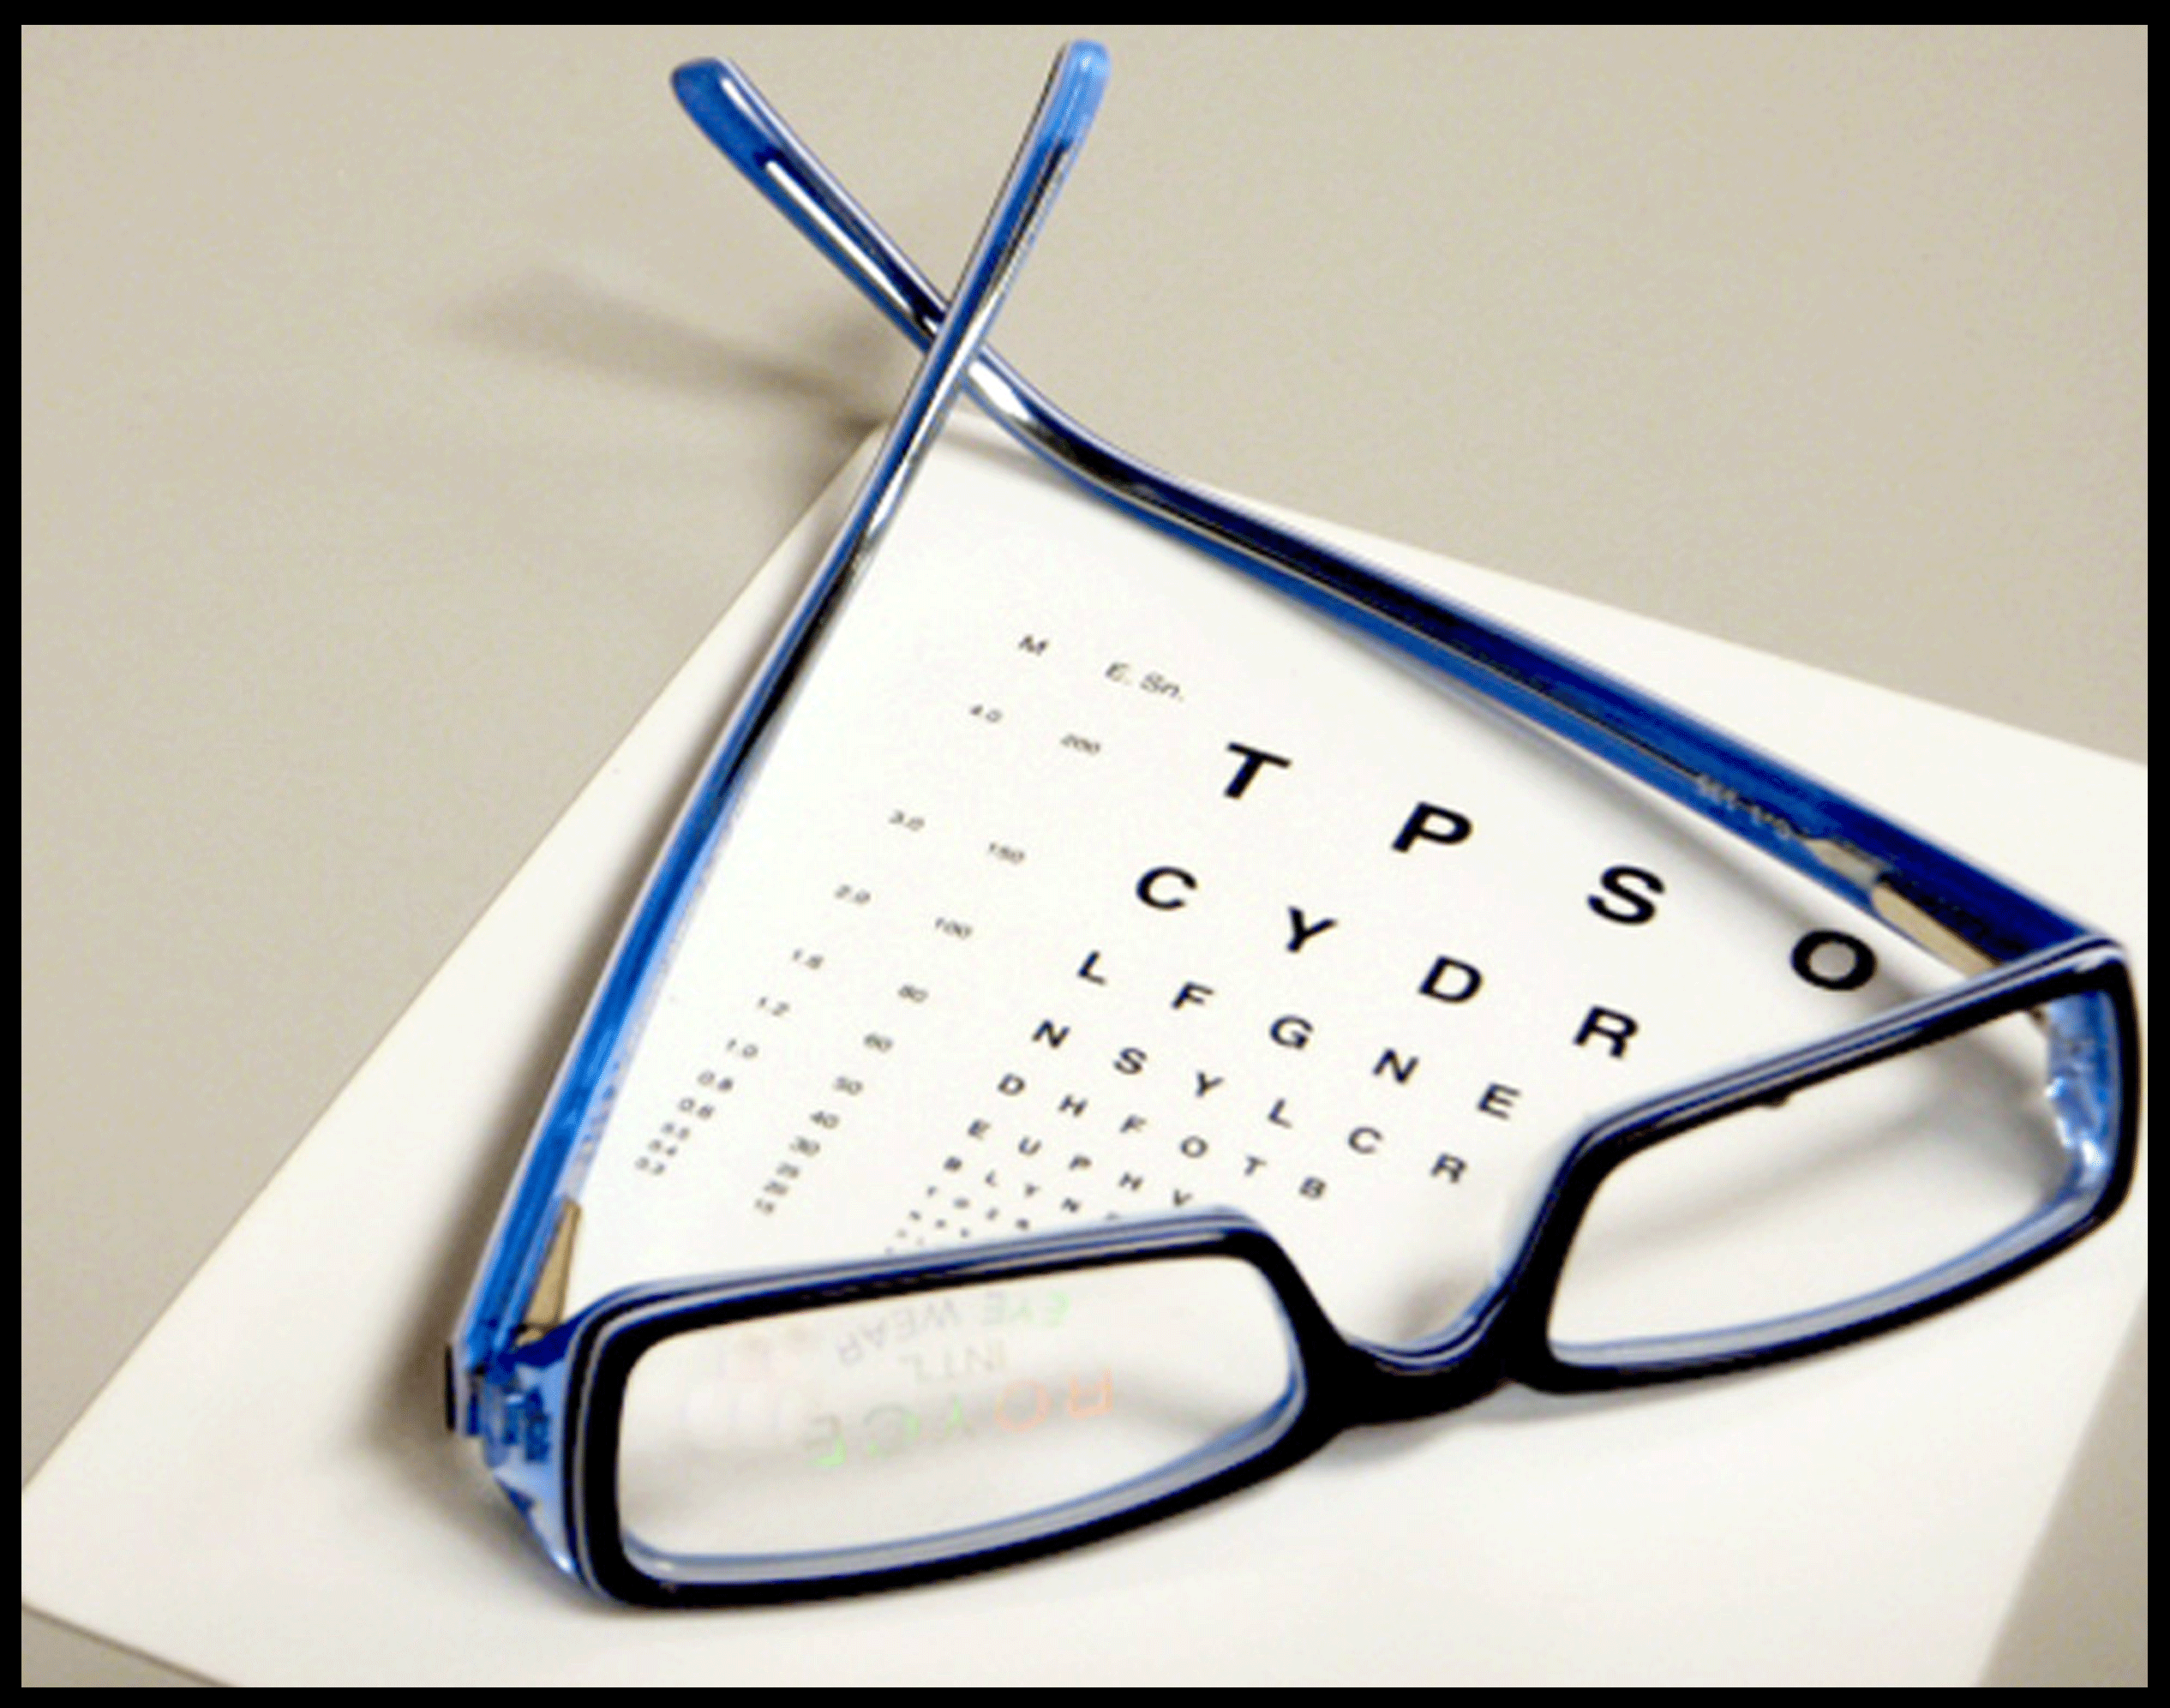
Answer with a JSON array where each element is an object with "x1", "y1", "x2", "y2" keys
[{"x1": 448, "y1": 45, "x2": 2140, "y2": 1608}]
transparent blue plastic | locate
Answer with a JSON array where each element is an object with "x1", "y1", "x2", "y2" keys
[
  {"x1": 455, "y1": 39, "x2": 1107, "y2": 1407},
  {"x1": 448, "y1": 45, "x2": 2139, "y2": 1606}
]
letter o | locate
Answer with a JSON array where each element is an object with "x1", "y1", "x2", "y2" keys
[
  {"x1": 1790, "y1": 929, "x2": 1877, "y2": 992},
  {"x1": 994, "y1": 1380, "x2": 1052, "y2": 1433}
]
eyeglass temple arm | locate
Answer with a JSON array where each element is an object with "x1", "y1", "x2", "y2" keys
[
  {"x1": 451, "y1": 43, "x2": 1108, "y2": 1426},
  {"x1": 672, "y1": 57, "x2": 2089, "y2": 974}
]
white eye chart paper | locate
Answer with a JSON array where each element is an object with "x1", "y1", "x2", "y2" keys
[
  {"x1": 560, "y1": 428, "x2": 1967, "y2": 1345},
  {"x1": 21, "y1": 420, "x2": 2147, "y2": 1686}
]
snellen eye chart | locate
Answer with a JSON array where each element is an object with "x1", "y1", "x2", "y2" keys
[{"x1": 563, "y1": 434, "x2": 1955, "y2": 1345}]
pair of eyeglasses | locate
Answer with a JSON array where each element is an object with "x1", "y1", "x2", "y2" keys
[{"x1": 447, "y1": 43, "x2": 2138, "y2": 1607}]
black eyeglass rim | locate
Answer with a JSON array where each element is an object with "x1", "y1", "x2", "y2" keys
[
  {"x1": 561, "y1": 1217, "x2": 1353, "y2": 1608},
  {"x1": 552, "y1": 933, "x2": 2135, "y2": 1604},
  {"x1": 1504, "y1": 935, "x2": 2140, "y2": 1393}
]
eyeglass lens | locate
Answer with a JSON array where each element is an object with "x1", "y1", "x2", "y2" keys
[
  {"x1": 614, "y1": 1256, "x2": 1299, "y2": 1572},
  {"x1": 1551, "y1": 999, "x2": 2092, "y2": 1364}
]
